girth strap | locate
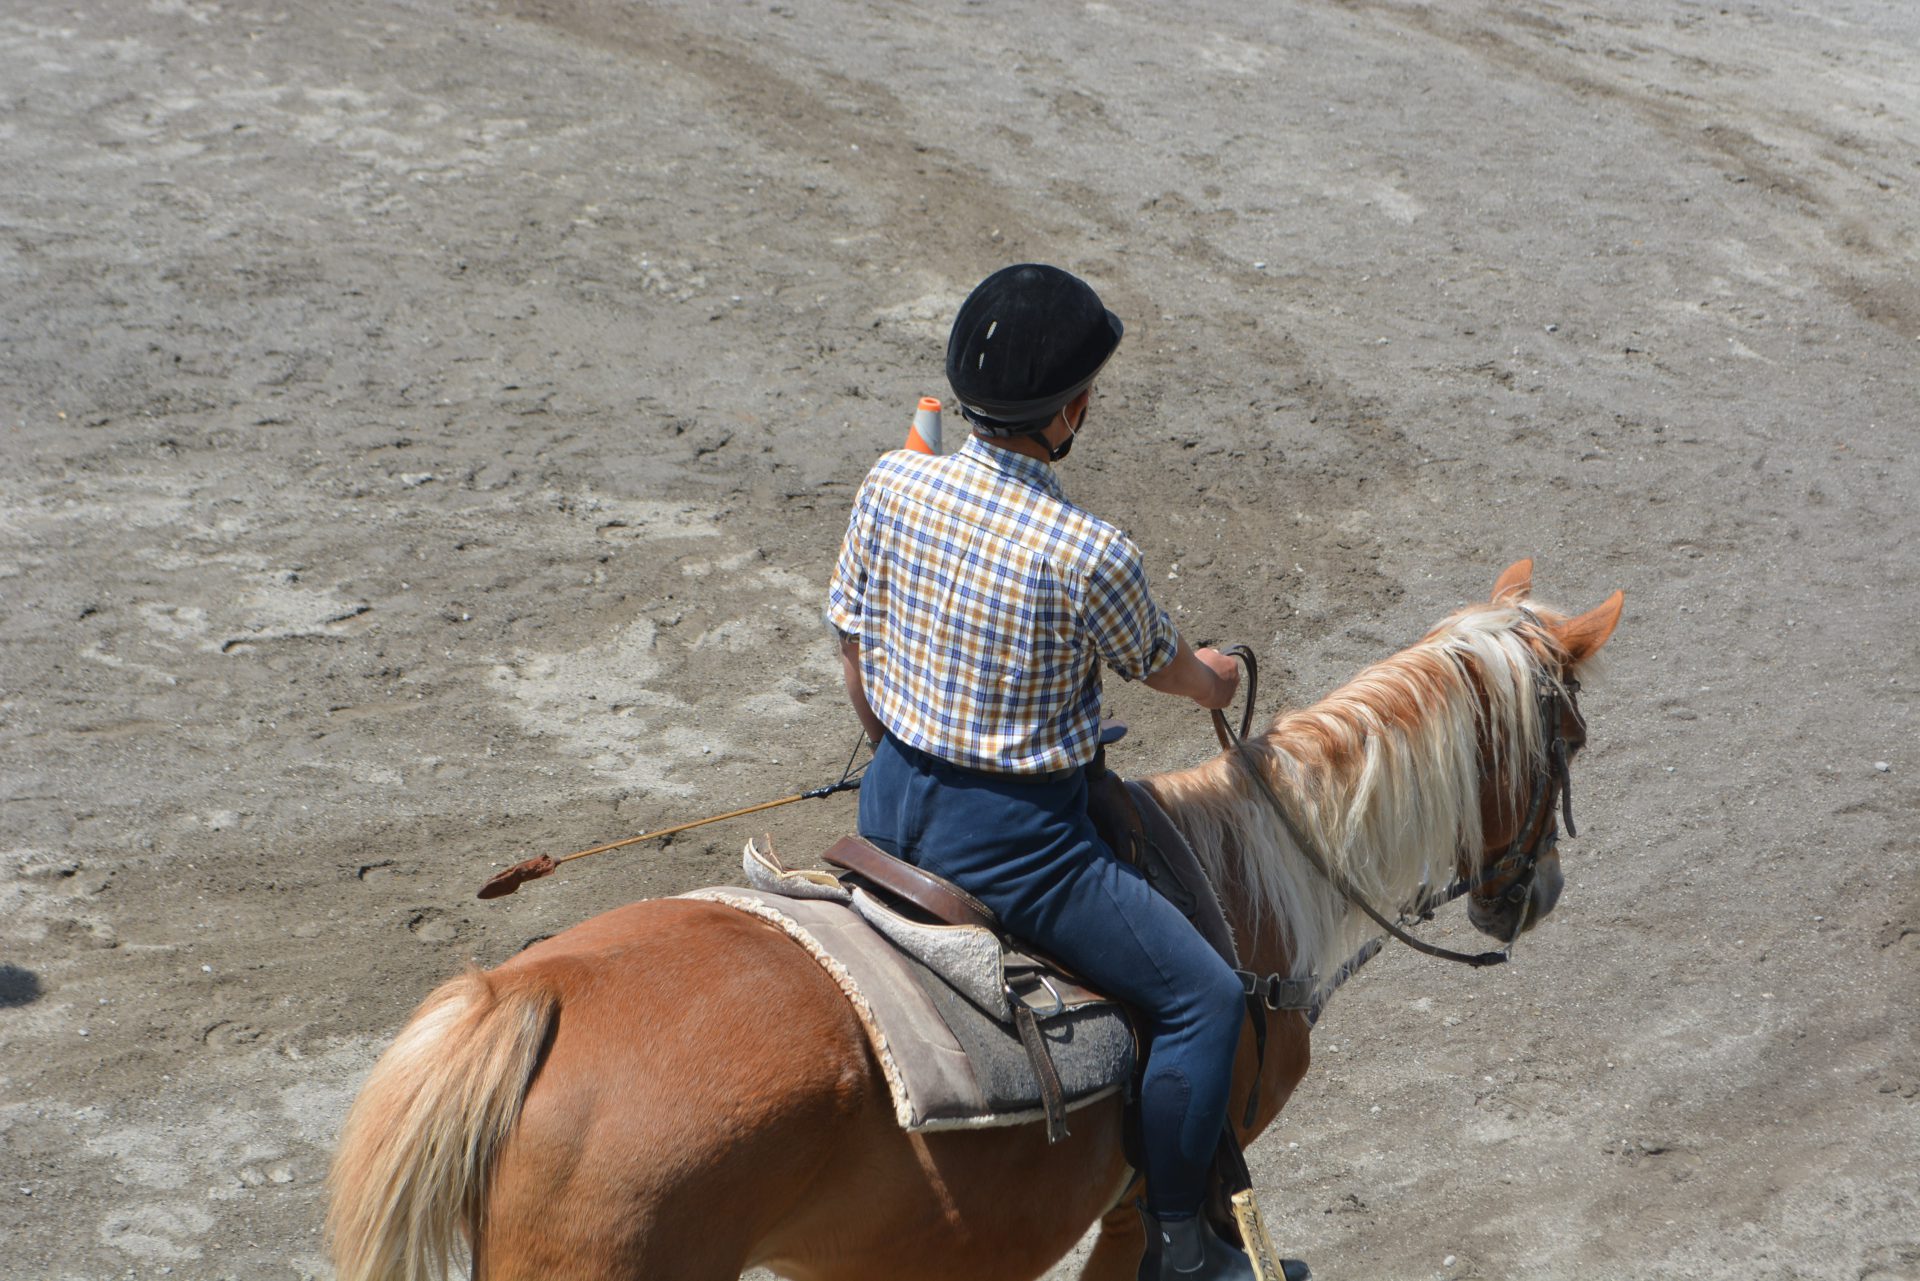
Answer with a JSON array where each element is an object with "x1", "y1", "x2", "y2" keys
[
  {"x1": 1236, "y1": 969, "x2": 1316, "y2": 1012},
  {"x1": 1241, "y1": 992, "x2": 1268, "y2": 1129},
  {"x1": 1230, "y1": 969, "x2": 1313, "y2": 1130}
]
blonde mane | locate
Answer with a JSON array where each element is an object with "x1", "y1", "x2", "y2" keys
[{"x1": 1149, "y1": 604, "x2": 1569, "y2": 993}]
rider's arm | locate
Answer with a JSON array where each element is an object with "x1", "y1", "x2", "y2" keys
[
  {"x1": 827, "y1": 476, "x2": 886, "y2": 743},
  {"x1": 838, "y1": 632, "x2": 886, "y2": 744},
  {"x1": 1083, "y1": 532, "x2": 1239, "y2": 712},
  {"x1": 1144, "y1": 635, "x2": 1241, "y2": 710}
]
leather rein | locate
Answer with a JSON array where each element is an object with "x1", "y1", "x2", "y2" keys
[{"x1": 1207, "y1": 641, "x2": 1585, "y2": 970}]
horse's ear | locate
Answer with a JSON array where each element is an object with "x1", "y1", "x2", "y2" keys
[
  {"x1": 1492, "y1": 558, "x2": 1534, "y2": 604},
  {"x1": 1554, "y1": 590, "x2": 1624, "y2": 666}
]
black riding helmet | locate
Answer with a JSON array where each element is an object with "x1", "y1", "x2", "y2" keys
[{"x1": 945, "y1": 264, "x2": 1124, "y2": 436}]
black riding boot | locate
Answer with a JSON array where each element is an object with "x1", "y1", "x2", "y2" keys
[{"x1": 1136, "y1": 1209, "x2": 1311, "y2": 1281}]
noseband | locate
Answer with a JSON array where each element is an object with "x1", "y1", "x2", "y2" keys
[
  {"x1": 1213, "y1": 644, "x2": 1586, "y2": 970},
  {"x1": 1422, "y1": 675, "x2": 1584, "y2": 929}
]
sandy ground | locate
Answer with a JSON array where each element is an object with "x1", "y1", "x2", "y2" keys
[{"x1": 3, "y1": 0, "x2": 1917, "y2": 1277}]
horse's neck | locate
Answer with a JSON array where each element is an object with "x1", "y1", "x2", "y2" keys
[
  {"x1": 1140, "y1": 765, "x2": 1309, "y2": 988},
  {"x1": 1140, "y1": 616, "x2": 1550, "y2": 991},
  {"x1": 1143, "y1": 738, "x2": 1406, "y2": 994}
]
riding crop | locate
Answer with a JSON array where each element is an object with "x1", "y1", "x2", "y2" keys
[{"x1": 475, "y1": 738, "x2": 869, "y2": 899}]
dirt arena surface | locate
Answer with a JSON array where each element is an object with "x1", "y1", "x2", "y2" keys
[{"x1": 3, "y1": 1, "x2": 1917, "y2": 1277}]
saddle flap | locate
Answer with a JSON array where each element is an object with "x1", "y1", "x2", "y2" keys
[{"x1": 850, "y1": 888, "x2": 1010, "y2": 1021}]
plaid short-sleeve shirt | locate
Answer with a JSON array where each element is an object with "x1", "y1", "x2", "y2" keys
[{"x1": 827, "y1": 436, "x2": 1179, "y2": 774}]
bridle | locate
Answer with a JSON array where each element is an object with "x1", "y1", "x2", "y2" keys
[
  {"x1": 1208, "y1": 634, "x2": 1587, "y2": 971},
  {"x1": 1413, "y1": 673, "x2": 1584, "y2": 942},
  {"x1": 1207, "y1": 634, "x2": 1587, "y2": 1132}
]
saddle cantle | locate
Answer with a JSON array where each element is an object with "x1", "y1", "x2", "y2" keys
[{"x1": 820, "y1": 835, "x2": 998, "y2": 931}]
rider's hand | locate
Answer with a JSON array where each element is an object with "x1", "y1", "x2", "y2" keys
[{"x1": 1192, "y1": 647, "x2": 1242, "y2": 711}]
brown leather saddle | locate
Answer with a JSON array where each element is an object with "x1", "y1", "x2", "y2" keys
[
  {"x1": 818, "y1": 831, "x2": 1118, "y2": 1139},
  {"x1": 817, "y1": 718, "x2": 1247, "y2": 1002},
  {"x1": 803, "y1": 730, "x2": 1249, "y2": 1135}
]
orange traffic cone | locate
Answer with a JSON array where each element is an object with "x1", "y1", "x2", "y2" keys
[{"x1": 904, "y1": 396, "x2": 942, "y2": 454}]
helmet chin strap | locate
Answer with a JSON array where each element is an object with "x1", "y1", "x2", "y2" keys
[{"x1": 1043, "y1": 403, "x2": 1086, "y2": 462}]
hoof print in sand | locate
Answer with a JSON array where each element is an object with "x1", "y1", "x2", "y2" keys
[
  {"x1": 405, "y1": 907, "x2": 463, "y2": 944},
  {"x1": 199, "y1": 1020, "x2": 266, "y2": 1051}
]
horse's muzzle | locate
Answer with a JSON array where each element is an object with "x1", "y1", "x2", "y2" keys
[{"x1": 1468, "y1": 851, "x2": 1564, "y2": 940}]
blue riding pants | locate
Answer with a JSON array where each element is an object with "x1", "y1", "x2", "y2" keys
[{"x1": 858, "y1": 734, "x2": 1245, "y2": 1217}]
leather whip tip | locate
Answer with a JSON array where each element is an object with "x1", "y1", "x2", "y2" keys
[{"x1": 476, "y1": 854, "x2": 557, "y2": 900}]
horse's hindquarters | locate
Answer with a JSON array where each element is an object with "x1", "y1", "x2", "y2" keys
[
  {"x1": 476, "y1": 896, "x2": 1130, "y2": 1281},
  {"x1": 470, "y1": 898, "x2": 878, "y2": 1279}
]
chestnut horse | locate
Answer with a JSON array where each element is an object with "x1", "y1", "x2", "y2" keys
[{"x1": 328, "y1": 560, "x2": 1621, "y2": 1281}]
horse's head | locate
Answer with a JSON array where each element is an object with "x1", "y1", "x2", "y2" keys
[{"x1": 1461, "y1": 559, "x2": 1622, "y2": 943}]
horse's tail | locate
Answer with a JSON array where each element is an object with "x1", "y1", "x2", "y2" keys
[{"x1": 327, "y1": 966, "x2": 557, "y2": 1281}]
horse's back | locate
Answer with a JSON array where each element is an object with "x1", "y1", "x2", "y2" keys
[{"x1": 507, "y1": 896, "x2": 880, "y2": 1112}]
